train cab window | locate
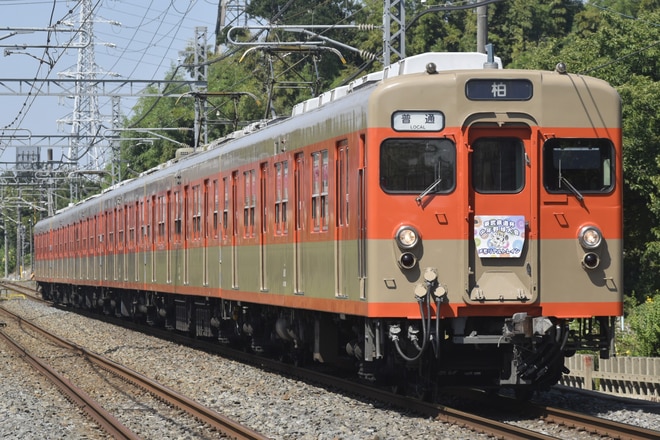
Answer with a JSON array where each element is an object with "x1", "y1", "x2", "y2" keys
[
  {"x1": 380, "y1": 138, "x2": 455, "y2": 193},
  {"x1": 543, "y1": 139, "x2": 614, "y2": 194},
  {"x1": 472, "y1": 137, "x2": 525, "y2": 193}
]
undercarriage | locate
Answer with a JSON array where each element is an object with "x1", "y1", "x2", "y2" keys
[{"x1": 39, "y1": 282, "x2": 615, "y2": 397}]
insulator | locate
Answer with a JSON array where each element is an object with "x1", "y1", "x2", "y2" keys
[{"x1": 359, "y1": 50, "x2": 378, "y2": 61}]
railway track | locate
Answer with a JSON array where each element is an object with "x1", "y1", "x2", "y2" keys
[
  {"x1": 0, "y1": 328, "x2": 138, "y2": 439},
  {"x1": 447, "y1": 387, "x2": 660, "y2": 440},
  {"x1": 524, "y1": 402, "x2": 660, "y2": 440},
  {"x1": 0, "y1": 280, "x2": 43, "y2": 302},
  {"x1": 0, "y1": 298, "x2": 268, "y2": 440},
  {"x1": 84, "y1": 318, "x2": 660, "y2": 439},
  {"x1": 2, "y1": 281, "x2": 658, "y2": 439}
]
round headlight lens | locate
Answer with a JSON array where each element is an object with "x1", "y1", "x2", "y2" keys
[
  {"x1": 396, "y1": 226, "x2": 419, "y2": 249},
  {"x1": 399, "y1": 252, "x2": 417, "y2": 270},
  {"x1": 582, "y1": 252, "x2": 600, "y2": 269},
  {"x1": 578, "y1": 226, "x2": 602, "y2": 249}
]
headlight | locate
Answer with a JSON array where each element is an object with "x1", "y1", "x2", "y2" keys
[
  {"x1": 582, "y1": 252, "x2": 600, "y2": 269},
  {"x1": 395, "y1": 226, "x2": 419, "y2": 249},
  {"x1": 578, "y1": 226, "x2": 602, "y2": 249}
]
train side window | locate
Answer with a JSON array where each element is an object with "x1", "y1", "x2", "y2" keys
[
  {"x1": 193, "y1": 184, "x2": 202, "y2": 239},
  {"x1": 213, "y1": 179, "x2": 219, "y2": 236},
  {"x1": 243, "y1": 169, "x2": 256, "y2": 238},
  {"x1": 282, "y1": 163, "x2": 288, "y2": 229},
  {"x1": 118, "y1": 207, "x2": 124, "y2": 248},
  {"x1": 129, "y1": 204, "x2": 136, "y2": 246},
  {"x1": 336, "y1": 141, "x2": 349, "y2": 227},
  {"x1": 275, "y1": 161, "x2": 289, "y2": 236},
  {"x1": 108, "y1": 210, "x2": 115, "y2": 250},
  {"x1": 174, "y1": 191, "x2": 182, "y2": 236},
  {"x1": 311, "y1": 150, "x2": 329, "y2": 232},
  {"x1": 380, "y1": 138, "x2": 455, "y2": 193},
  {"x1": 543, "y1": 138, "x2": 614, "y2": 193},
  {"x1": 158, "y1": 195, "x2": 166, "y2": 241},
  {"x1": 472, "y1": 137, "x2": 525, "y2": 193},
  {"x1": 223, "y1": 177, "x2": 229, "y2": 239}
]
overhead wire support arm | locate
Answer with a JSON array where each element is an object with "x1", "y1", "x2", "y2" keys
[
  {"x1": 105, "y1": 128, "x2": 193, "y2": 148},
  {"x1": 0, "y1": 26, "x2": 91, "y2": 48},
  {"x1": 239, "y1": 45, "x2": 347, "y2": 64},
  {"x1": 227, "y1": 24, "x2": 380, "y2": 62}
]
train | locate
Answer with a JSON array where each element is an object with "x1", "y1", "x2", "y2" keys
[{"x1": 33, "y1": 51, "x2": 623, "y2": 397}]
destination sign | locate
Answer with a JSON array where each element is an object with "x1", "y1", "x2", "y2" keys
[
  {"x1": 466, "y1": 79, "x2": 533, "y2": 101},
  {"x1": 392, "y1": 111, "x2": 444, "y2": 132}
]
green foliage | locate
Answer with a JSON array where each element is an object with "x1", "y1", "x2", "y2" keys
[
  {"x1": 486, "y1": 0, "x2": 581, "y2": 65},
  {"x1": 120, "y1": 68, "x2": 197, "y2": 174},
  {"x1": 623, "y1": 295, "x2": 660, "y2": 356}
]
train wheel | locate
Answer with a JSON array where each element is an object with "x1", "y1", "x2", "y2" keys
[{"x1": 513, "y1": 387, "x2": 534, "y2": 401}]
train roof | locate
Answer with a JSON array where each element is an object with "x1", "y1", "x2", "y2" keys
[
  {"x1": 291, "y1": 52, "x2": 502, "y2": 116},
  {"x1": 38, "y1": 52, "x2": 504, "y2": 228}
]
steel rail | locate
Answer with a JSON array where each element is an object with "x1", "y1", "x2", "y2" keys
[
  {"x1": 0, "y1": 329, "x2": 139, "y2": 439},
  {"x1": 454, "y1": 387, "x2": 660, "y2": 440},
  {"x1": 528, "y1": 404, "x2": 660, "y2": 440},
  {"x1": 0, "y1": 304, "x2": 269, "y2": 440}
]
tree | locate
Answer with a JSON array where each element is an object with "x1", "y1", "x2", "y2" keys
[
  {"x1": 509, "y1": 5, "x2": 660, "y2": 302},
  {"x1": 120, "y1": 68, "x2": 197, "y2": 174},
  {"x1": 626, "y1": 295, "x2": 660, "y2": 356},
  {"x1": 239, "y1": 0, "x2": 367, "y2": 112}
]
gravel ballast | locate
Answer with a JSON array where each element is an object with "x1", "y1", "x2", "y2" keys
[{"x1": 1, "y1": 298, "x2": 658, "y2": 439}]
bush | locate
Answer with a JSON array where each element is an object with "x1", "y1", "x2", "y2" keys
[{"x1": 625, "y1": 294, "x2": 660, "y2": 357}]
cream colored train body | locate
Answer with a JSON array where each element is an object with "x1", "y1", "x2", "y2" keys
[{"x1": 35, "y1": 52, "x2": 623, "y2": 394}]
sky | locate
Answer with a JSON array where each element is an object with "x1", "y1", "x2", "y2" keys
[{"x1": 0, "y1": 0, "x2": 222, "y2": 168}]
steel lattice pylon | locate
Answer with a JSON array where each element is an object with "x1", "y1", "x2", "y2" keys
[{"x1": 61, "y1": 0, "x2": 102, "y2": 200}]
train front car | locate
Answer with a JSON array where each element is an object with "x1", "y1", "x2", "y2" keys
[{"x1": 361, "y1": 54, "x2": 622, "y2": 394}]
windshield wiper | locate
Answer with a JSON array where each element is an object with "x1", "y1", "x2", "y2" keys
[
  {"x1": 416, "y1": 177, "x2": 443, "y2": 205},
  {"x1": 558, "y1": 159, "x2": 584, "y2": 202},
  {"x1": 559, "y1": 175, "x2": 584, "y2": 202}
]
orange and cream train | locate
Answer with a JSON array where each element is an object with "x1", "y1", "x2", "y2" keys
[{"x1": 34, "y1": 52, "x2": 623, "y2": 395}]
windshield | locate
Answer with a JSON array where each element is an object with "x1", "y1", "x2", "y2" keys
[
  {"x1": 380, "y1": 138, "x2": 455, "y2": 193},
  {"x1": 543, "y1": 139, "x2": 614, "y2": 193}
]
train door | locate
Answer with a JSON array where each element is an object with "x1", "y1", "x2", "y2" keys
[
  {"x1": 150, "y1": 196, "x2": 156, "y2": 282},
  {"x1": 102, "y1": 212, "x2": 107, "y2": 281},
  {"x1": 335, "y1": 141, "x2": 349, "y2": 298},
  {"x1": 358, "y1": 134, "x2": 367, "y2": 300},
  {"x1": 92, "y1": 218, "x2": 96, "y2": 281},
  {"x1": 183, "y1": 187, "x2": 189, "y2": 285},
  {"x1": 231, "y1": 171, "x2": 238, "y2": 289},
  {"x1": 134, "y1": 201, "x2": 139, "y2": 282},
  {"x1": 466, "y1": 126, "x2": 538, "y2": 304},
  {"x1": 259, "y1": 163, "x2": 268, "y2": 291},
  {"x1": 111, "y1": 208, "x2": 117, "y2": 281},
  {"x1": 122, "y1": 206, "x2": 127, "y2": 281},
  {"x1": 203, "y1": 179, "x2": 209, "y2": 286},
  {"x1": 293, "y1": 153, "x2": 304, "y2": 294}
]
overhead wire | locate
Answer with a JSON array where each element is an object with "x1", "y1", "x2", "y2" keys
[
  {"x1": 578, "y1": 2, "x2": 660, "y2": 75},
  {"x1": 0, "y1": 0, "x2": 86, "y2": 156}
]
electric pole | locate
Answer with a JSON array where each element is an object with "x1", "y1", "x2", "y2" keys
[{"x1": 60, "y1": 0, "x2": 101, "y2": 201}]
